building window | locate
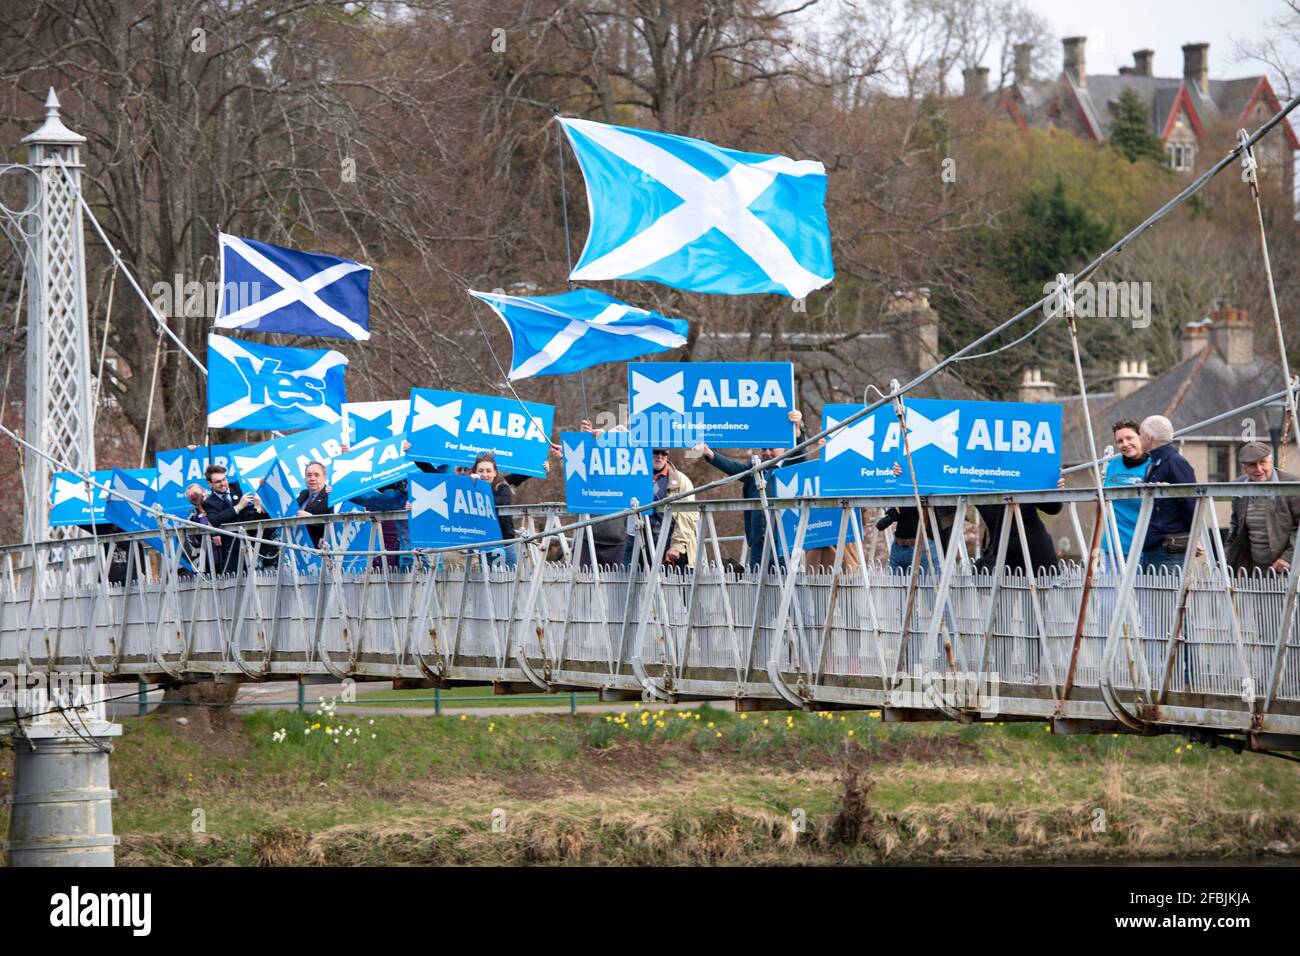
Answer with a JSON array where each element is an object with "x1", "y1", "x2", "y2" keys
[
  {"x1": 1167, "y1": 141, "x2": 1195, "y2": 171},
  {"x1": 1206, "y1": 443, "x2": 1232, "y2": 483}
]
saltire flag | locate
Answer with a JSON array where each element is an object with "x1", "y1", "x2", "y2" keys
[
  {"x1": 213, "y1": 233, "x2": 372, "y2": 340},
  {"x1": 103, "y1": 469, "x2": 193, "y2": 570},
  {"x1": 556, "y1": 116, "x2": 833, "y2": 298},
  {"x1": 207, "y1": 334, "x2": 348, "y2": 431},
  {"x1": 468, "y1": 288, "x2": 687, "y2": 380}
]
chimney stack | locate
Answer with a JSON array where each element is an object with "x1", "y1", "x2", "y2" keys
[
  {"x1": 885, "y1": 289, "x2": 939, "y2": 375},
  {"x1": 962, "y1": 66, "x2": 989, "y2": 97},
  {"x1": 1018, "y1": 368, "x2": 1057, "y2": 403},
  {"x1": 1213, "y1": 304, "x2": 1253, "y2": 365},
  {"x1": 1014, "y1": 43, "x2": 1032, "y2": 85},
  {"x1": 1133, "y1": 49, "x2": 1154, "y2": 77},
  {"x1": 1182, "y1": 42, "x2": 1209, "y2": 96},
  {"x1": 1182, "y1": 318, "x2": 1212, "y2": 360},
  {"x1": 1063, "y1": 36, "x2": 1087, "y2": 87},
  {"x1": 1114, "y1": 359, "x2": 1151, "y2": 399}
]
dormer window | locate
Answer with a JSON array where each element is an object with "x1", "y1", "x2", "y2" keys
[{"x1": 1167, "y1": 141, "x2": 1195, "y2": 171}]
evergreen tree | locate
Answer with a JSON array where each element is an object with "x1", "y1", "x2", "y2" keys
[{"x1": 1110, "y1": 88, "x2": 1168, "y2": 164}]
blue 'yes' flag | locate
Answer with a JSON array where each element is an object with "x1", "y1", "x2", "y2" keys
[
  {"x1": 770, "y1": 459, "x2": 859, "y2": 552},
  {"x1": 627, "y1": 361, "x2": 796, "y2": 448},
  {"x1": 557, "y1": 116, "x2": 833, "y2": 298},
  {"x1": 468, "y1": 288, "x2": 687, "y2": 380},
  {"x1": 49, "y1": 469, "x2": 156, "y2": 527},
  {"x1": 408, "y1": 473, "x2": 499, "y2": 550},
  {"x1": 328, "y1": 434, "x2": 416, "y2": 504},
  {"x1": 407, "y1": 388, "x2": 554, "y2": 477},
  {"x1": 561, "y1": 431, "x2": 653, "y2": 515},
  {"x1": 820, "y1": 399, "x2": 1062, "y2": 496},
  {"x1": 213, "y1": 233, "x2": 372, "y2": 341},
  {"x1": 207, "y1": 334, "x2": 348, "y2": 432}
]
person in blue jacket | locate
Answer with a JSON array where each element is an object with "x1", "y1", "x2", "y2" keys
[{"x1": 1100, "y1": 419, "x2": 1150, "y2": 569}]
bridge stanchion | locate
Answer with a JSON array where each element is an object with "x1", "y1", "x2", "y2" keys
[
  {"x1": 435, "y1": 687, "x2": 442, "y2": 716},
  {"x1": 570, "y1": 692, "x2": 577, "y2": 716},
  {"x1": 137, "y1": 681, "x2": 147, "y2": 718},
  {"x1": 297, "y1": 680, "x2": 305, "y2": 714},
  {"x1": 4, "y1": 679, "x2": 122, "y2": 867}
]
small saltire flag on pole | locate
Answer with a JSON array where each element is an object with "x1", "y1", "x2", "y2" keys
[
  {"x1": 208, "y1": 334, "x2": 348, "y2": 431},
  {"x1": 468, "y1": 288, "x2": 687, "y2": 380},
  {"x1": 556, "y1": 117, "x2": 833, "y2": 298},
  {"x1": 213, "y1": 233, "x2": 372, "y2": 340}
]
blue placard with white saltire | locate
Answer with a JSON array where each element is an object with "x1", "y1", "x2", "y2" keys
[
  {"x1": 102, "y1": 469, "x2": 192, "y2": 569},
  {"x1": 408, "y1": 473, "x2": 499, "y2": 549},
  {"x1": 626, "y1": 361, "x2": 796, "y2": 448},
  {"x1": 770, "y1": 459, "x2": 859, "y2": 552},
  {"x1": 468, "y1": 288, "x2": 687, "y2": 380},
  {"x1": 49, "y1": 469, "x2": 157, "y2": 527},
  {"x1": 407, "y1": 388, "x2": 554, "y2": 477},
  {"x1": 561, "y1": 431, "x2": 653, "y2": 515},
  {"x1": 328, "y1": 434, "x2": 416, "y2": 504},
  {"x1": 342, "y1": 400, "x2": 409, "y2": 448},
  {"x1": 214, "y1": 233, "x2": 372, "y2": 341},
  {"x1": 207, "y1": 334, "x2": 348, "y2": 431},
  {"x1": 557, "y1": 117, "x2": 833, "y2": 298},
  {"x1": 257, "y1": 461, "x2": 300, "y2": 521},
  {"x1": 278, "y1": 421, "x2": 348, "y2": 493},
  {"x1": 155, "y1": 443, "x2": 244, "y2": 515},
  {"x1": 820, "y1": 399, "x2": 1062, "y2": 496},
  {"x1": 227, "y1": 432, "x2": 302, "y2": 486},
  {"x1": 328, "y1": 500, "x2": 374, "y2": 573}
]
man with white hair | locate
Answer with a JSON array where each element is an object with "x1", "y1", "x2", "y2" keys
[{"x1": 1138, "y1": 414, "x2": 1197, "y2": 572}]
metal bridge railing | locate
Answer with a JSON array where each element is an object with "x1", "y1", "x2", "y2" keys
[{"x1": 3, "y1": 483, "x2": 1300, "y2": 746}]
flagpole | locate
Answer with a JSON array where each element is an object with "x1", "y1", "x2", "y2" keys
[{"x1": 556, "y1": 114, "x2": 591, "y2": 424}]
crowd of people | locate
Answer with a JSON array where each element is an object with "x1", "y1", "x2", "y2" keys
[{"x1": 89, "y1": 409, "x2": 1300, "y2": 583}]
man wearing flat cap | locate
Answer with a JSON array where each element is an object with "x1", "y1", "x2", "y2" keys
[{"x1": 1225, "y1": 442, "x2": 1300, "y2": 574}]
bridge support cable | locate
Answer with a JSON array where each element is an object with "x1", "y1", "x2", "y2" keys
[{"x1": 1237, "y1": 128, "x2": 1300, "y2": 732}]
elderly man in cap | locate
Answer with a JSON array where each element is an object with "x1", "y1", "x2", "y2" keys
[{"x1": 1225, "y1": 442, "x2": 1300, "y2": 574}]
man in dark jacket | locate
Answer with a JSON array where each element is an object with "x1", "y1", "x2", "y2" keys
[
  {"x1": 1138, "y1": 415, "x2": 1197, "y2": 572},
  {"x1": 693, "y1": 409, "x2": 805, "y2": 570},
  {"x1": 1226, "y1": 442, "x2": 1300, "y2": 574},
  {"x1": 296, "y1": 461, "x2": 332, "y2": 547},
  {"x1": 203, "y1": 463, "x2": 267, "y2": 574}
]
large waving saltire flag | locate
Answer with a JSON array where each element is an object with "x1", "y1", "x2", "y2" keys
[
  {"x1": 556, "y1": 117, "x2": 833, "y2": 298},
  {"x1": 214, "y1": 233, "x2": 372, "y2": 340},
  {"x1": 207, "y1": 335, "x2": 347, "y2": 431},
  {"x1": 468, "y1": 287, "x2": 687, "y2": 380}
]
